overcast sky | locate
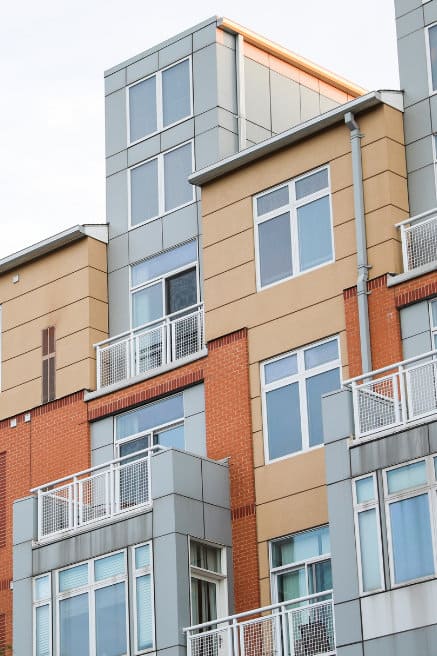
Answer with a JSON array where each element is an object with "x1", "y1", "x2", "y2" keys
[{"x1": 0, "y1": 0, "x2": 399, "y2": 258}]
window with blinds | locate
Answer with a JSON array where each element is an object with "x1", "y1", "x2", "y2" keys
[{"x1": 42, "y1": 327, "x2": 55, "y2": 404}]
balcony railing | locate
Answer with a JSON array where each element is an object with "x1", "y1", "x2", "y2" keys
[
  {"x1": 95, "y1": 303, "x2": 205, "y2": 389},
  {"x1": 347, "y1": 350, "x2": 437, "y2": 439},
  {"x1": 32, "y1": 446, "x2": 163, "y2": 541},
  {"x1": 397, "y1": 208, "x2": 437, "y2": 273},
  {"x1": 185, "y1": 593, "x2": 335, "y2": 656}
]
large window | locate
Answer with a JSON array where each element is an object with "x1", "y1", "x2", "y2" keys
[
  {"x1": 128, "y1": 58, "x2": 192, "y2": 143},
  {"x1": 130, "y1": 142, "x2": 194, "y2": 227},
  {"x1": 254, "y1": 166, "x2": 334, "y2": 289},
  {"x1": 261, "y1": 337, "x2": 341, "y2": 462},
  {"x1": 189, "y1": 540, "x2": 228, "y2": 626},
  {"x1": 427, "y1": 24, "x2": 437, "y2": 94},
  {"x1": 353, "y1": 474, "x2": 384, "y2": 594},
  {"x1": 33, "y1": 544, "x2": 153, "y2": 656}
]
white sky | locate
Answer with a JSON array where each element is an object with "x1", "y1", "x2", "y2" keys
[{"x1": 0, "y1": 0, "x2": 399, "y2": 258}]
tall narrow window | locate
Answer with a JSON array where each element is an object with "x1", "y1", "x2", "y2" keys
[
  {"x1": 427, "y1": 24, "x2": 437, "y2": 94},
  {"x1": 189, "y1": 540, "x2": 228, "y2": 626},
  {"x1": 42, "y1": 327, "x2": 55, "y2": 404},
  {"x1": 353, "y1": 474, "x2": 384, "y2": 594}
]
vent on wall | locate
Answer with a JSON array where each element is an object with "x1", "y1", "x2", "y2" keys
[{"x1": 42, "y1": 327, "x2": 56, "y2": 404}]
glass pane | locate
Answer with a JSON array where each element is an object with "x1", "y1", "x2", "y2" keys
[
  {"x1": 358, "y1": 508, "x2": 382, "y2": 592},
  {"x1": 264, "y1": 355, "x2": 297, "y2": 384},
  {"x1": 132, "y1": 282, "x2": 163, "y2": 328},
  {"x1": 277, "y1": 568, "x2": 306, "y2": 602},
  {"x1": 429, "y1": 25, "x2": 437, "y2": 92},
  {"x1": 258, "y1": 213, "x2": 293, "y2": 287},
  {"x1": 297, "y1": 196, "x2": 333, "y2": 271},
  {"x1": 137, "y1": 574, "x2": 153, "y2": 650},
  {"x1": 155, "y1": 424, "x2": 184, "y2": 449},
  {"x1": 355, "y1": 476, "x2": 375, "y2": 504},
  {"x1": 386, "y1": 460, "x2": 427, "y2": 494},
  {"x1": 59, "y1": 564, "x2": 88, "y2": 592},
  {"x1": 304, "y1": 339, "x2": 338, "y2": 370},
  {"x1": 308, "y1": 560, "x2": 332, "y2": 595},
  {"x1": 190, "y1": 542, "x2": 221, "y2": 573},
  {"x1": 266, "y1": 383, "x2": 301, "y2": 459},
  {"x1": 164, "y1": 143, "x2": 193, "y2": 212},
  {"x1": 162, "y1": 59, "x2": 191, "y2": 127},
  {"x1": 166, "y1": 268, "x2": 197, "y2": 314},
  {"x1": 135, "y1": 544, "x2": 151, "y2": 570},
  {"x1": 431, "y1": 299, "x2": 437, "y2": 328},
  {"x1": 129, "y1": 76, "x2": 157, "y2": 142},
  {"x1": 95, "y1": 583, "x2": 127, "y2": 656},
  {"x1": 256, "y1": 186, "x2": 289, "y2": 215},
  {"x1": 272, "y1": 527, "x2": 330, "y2": 567},
  {"x1": 132, "y1": 240, "x2": 197, "y2": 287},
  {"x1": 34, "y1": 575, "x2": 50, "y2": 601},
  {"x1": 119, "y1": 435, "x2": 149, "y2": 459},
  {"x1": 95, "y1": 552, "x2": 125, "y2": 581},
  {"x1": 295, "y1": 169, "x2": 328, "y2": 200},
  {"x1": 131, "y1": 159, "x2": 159, "y2": 226},
  {"x1": 190, "y1": 578, "x2": 217, "y2": 625},
  {"x1": 390, "y1": 494, "x2": 434, "y2": 583},
  {"x1": 115, "y1": 394, "x2": 183, "y2": 440},
  {"x1": 306, "y1": 368, "x2": 341, "y2": 447},
  {"x1": 60, "y1": 593, "x2": 89, "y2": 656},
  {"x1": 36, "y1": 604, "x2": 50, "y2": 656}
]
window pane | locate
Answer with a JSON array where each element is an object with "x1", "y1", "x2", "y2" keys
[
  {"x1": 264, "y1": 355, "x2": 297, "y2": 384},
  {"x1": 297, "y1": 196, "x2": 333, "y2": 271},
  {"x1": 257, "y1": 186, "x2": 289, "y2": 215},
  {"x1": 386, "y1": 460, "x2": 427, "y2": 494},
  {"x1": 358, "y1": 508, "x2": 382, "y2": 592},
  {"x1": 132, "y1": 282, "x2": 163, "y2": 328},
  {"x1": 266, "y1": 383, "x2": 301, "y2": 459},
  {"x1": 95, "y1": 552, "x2": 125, "y2": 581},
  {"x1": 277, "y1": 568, "x2": 306, "y2": 602},
  {"x1": 431, "y1": 299, "x2": 437, "y2": 328},
  {"x1": 390, "y1": 494, "x2": 434, "y2": 583},
  {"x1": 355, "y1": 476, "x2": 375, "y2": 504},
  {"x1": 258, "y1": 213, "x2": 293, "y2": 287},
  {"x1": 95, "y1": 583, "x2": 127, "y2": 656},
  {"x1": 190, "y1": 578, "x2": 217, "y2": 625},
  {"x1": 164, "y1": 143, "x2": 193, "y2": 212},
  {"x1": 272, "y1": 527, "x2": 330, "y2": 567},
  {"x1": 306, "y1": 368, "x2": 341, "y2": 447},
  {"x1": 119, "y1": 435, "x2": 149, "y2": 459},
  {"x1": 115, "y1": 394, "x2": 183, "y2": 440},
  {"x1": 304, "y1": 339, "x2": 338, "y2": 370},
  {"x1": 59, "y1": 564, "x2": 88, "y2": 592},
  {"x1": 155, "y1": 423, "x2": 184, "y2": 449},
  {"x1": 132, "y1": 241, "x2": 197, "y2": 287},
  {"x1": 162, "y1": 59, "x2": 191, "y2": 127},
  {"x1": 309, "y1": 560, "x2": 332, "y2": 595},
  {"x1": 295, "y1": 169, "x2": 328, "y2": 200},
  {"x1": 129, "y1": 76, "x2": 157, "y2": 142},
  {"x1": 35, "y1": 576, "x2": 50, "y2": 601},
  {"x1": 166, "y1": 268, "x2": 197, "y2": 314},
  {"x1": 35, "y1": 604, "x2": 50, "y2": 656},
  {"x1": 60, "y1": 593, "x2": 89, "y2": 656},
  {"x1": 135, "y1": 544, "x2": 151, "y2": 570},
  {"x1": 190, "y1": 542, "x2": 221, "y2": 573},
  {"x1": 429, "y1": 25, "x2": 437, "y2": 92},
  {"x1": 131, "y1": 159, "x2": 159, "y2": 225},
  {"x1": 136, "y1": 574, "x2": 154, "y2": 650}
]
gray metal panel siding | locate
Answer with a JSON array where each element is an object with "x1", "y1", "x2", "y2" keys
[
  {"x1": 126, "y1": 51, "x2": 159, "y2": 85},
  {"x1": 363, "y1": 624, "x2": 437, "y2": 656},
  {"x1": 193, "y1": 44, "x2": 218, "y2": 115},
  {"x1": 270, "y1": 72, "x2": 301, "y2": 133},
  {"x1": 128, "y1": 219, "x2": 163, "y2": 264},
  {"x1": 244, "y1": 57, "x2": 271, "y2": 131},
  {"x1": 162, "y1": 202, "x2": 198, "y2": 249},
  {"x1": 107, "y1": 170, "x2": 129, "y2": 239},
  {"x1": 127, "y1": 134, "x2": 161, "y2": 167},
  {"x1": 216, "y1": 43, "x2": 237, "y2": 114},
  {"x1": 105, "y1": 89, "x2": 128, "y2": 157},
  {"x1": 107, "y1": 232, "x2": 129, "y2": 273},
  {"x1": 108, "y1": 267, "x2": 130, "y2": 335},
  {"x1": 335, "y1": 599, "x2": 363, "y2": 647}
]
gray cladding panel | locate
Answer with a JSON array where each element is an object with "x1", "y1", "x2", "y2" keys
[
  {"x1": 160, "y1": 118, "x2": 195, "y2": 151},
  {"x1": 217, "y1": 43, "x2": 237, "y2": 114},
  {"x1": 151, "y1": 449, "x2": 203, "y2": 502},
  {"x1": 127, "y1": 134, "x2": 160, "y2": 167},
  {"x1": 13, "y1": 577, "x2": 32, "y2": 656},
  {"x1": 105, "y1": 68, "x2": 126, "y2": 95},
  {"x1": 162, "y1": 202, "x2": 199, "y2": 249},
  {"x1": 395, "y1": 0, "x2": 424, "y2": 18},
  {"x1": 406, "y1": 164, "x2": 437, "y2": 215},
  {"x1": 403, "y1": 99, "x2": 432, "y2": 145},
  {"x1": 193, "y1": 44, "x2": 218, "y2": 115},
  {"x1": 158, "y1": 35, "x2": 192, "y2": 69},
  {"x1": 334, "y1": 600, "x2": 363, "y2": 647},
  {"x1": 184, "y1": 412, "x2": 207, "y2": 457},
  {"x1": 152, "y1": 494, "x2": 204, "y2": 538},
  {"x1": 429, "y1": 92, "x2": 437, "y2": 131},
  {"x1": 322, "y1": 389, "x2": 354, "y2": 443},
  {"x1": 13, "y1": 496, "x2": 36, "y2": 545},
  {"x1": 427, "y1": 420, "x2": 437, "y2": 451},
  {"x1": 396, "y1": 7, "x2": 425, "y2": 40},
  {"x1": 424, "y1": 0, "x2": 437, "y2": 25},
  {"x1": 217, "y1": 127, "x2": 239, "y2": 160},
  {"x1": 245, "y1": 120, "x2": 272, "y2": 145},
  {"x1": 193, "y1": 22, "x2": 218, "y2": 51},
  {"x1": 90, "y1": 416, "x2": 113, "y2": 450},
  {"x1": 398, "y1": 29, "x2": 429, "y2": 108},
  {"x1": 337, "y1": 646, "x2": 364, "y2": 656},
  {"x1": 402, "y1": 331, "x2": 432, "y2": 358},
  {"x1": 14, "y1": 540, "x2": 32, "y2": 581},
  {"x1": 126, "y1": 51, "x2": 159, "y2": 85},
  {"x1": 107, "y1": 170, "x2": 129, "y2": 238},
  {"x1": 405, "y1": 136, "x2": 434, "y2": 173},
  {"x1": 202, "y1": 460, "x2": 230, "y2": 508},
  {"x1": 400, "y1": 298, "x2": 430, "y2": 337},
  {"x1": 300, "y1": 85, "x2": 321, "y2": 122},
  {"x1": 105, "y1": 89, "x2": 127, "y2": 157},
  {"x1": 91, "y1": 444, "x2": 113, "y2": 467},
  {"x1": 194, "y1": 127, "x2": 219, "y2": 168},
  {"x1": 325, "y1": 438, "x2": 351, "y2": 485},
  {"x1": 108, "y1": 232, "x2": 128, "y2": 272},
  {"x1": 183, "y1": 383, "x2": 205, "y2": 416},
  {"x1": 108, "y1": 267, "x2": 130, "y2": 336},
  {"x1": 204, "y1": 504, "x2": 232, "y2": 545},
  {"x1": 363, "y1": 624, "x2": 437, "y2": 656},
  {"x1": 106, "y1": 150, "x2": 128, "y2": 177},
  {"x1": 128, "y1": 218, "x2": 163, "y2": 264},
  {"x1": 270, "y1": 72, "x2": 301, "y2": 134},
  {"x1": 244, "y1": 57, "x2": 271, "y2": 131}
]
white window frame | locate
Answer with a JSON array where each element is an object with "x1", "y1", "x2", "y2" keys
[
  {"x1": 131, "y1": 542, "x2": 155, "y2": 656},
  {"x1": 128, "y1": 140, "x2": 195, "y2": 230},
  {"x1": 352, "y1": 473, "x2": 385, "y2": 595},
  {"x1": 383, "y1": 455, "x2": 437, "y2": 588},
  {"x1": 33, "y1": 573, "x2": 52, "y2": 656},
  {"x1": 253, "y1": 165, "x2": 335, "y2": 292},
  {"x1": 127, "y1": 56, "x2": 194, "y2": 146},
  {"x1": 129, "y1": 240, "x2": 200, "y2": 330},
  {"x1": 188, "y1": 538, "x2": 228, "y2": 624},
  {"x1": 429, "y1": 297, "x2": 437, "y2": 349},
  {"x1": 426, "y1": 23, "x2": 437, "y2": 96},
  {"x1": 261, "y1": 335, "x2": 341, "y2": 464}
]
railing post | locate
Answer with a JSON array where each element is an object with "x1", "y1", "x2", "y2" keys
[
  {"x1": 186, "y1": 632, "x2": 192, "y2": 656},
  {"x1": 281, "y1": 605, "x2": 290, "y2": 656},
  {"x1": 147, "y1": 454, "x2": 152, "y2": 505},
  {"x1": 232, "y1": 618, "x2": 239, "y2": 656},
  {"x1": 96, "y1": 345, "x2": 101, "y2": 389},
  {"x1": 129, "y1": 335, "x2": 135, "y2": 378},
  {"x1": 111, "y1": 462, "x2": 118, "y2": 515},
  {"x1": 398, "y1": 364, "x2": 408, "y2": 424},
  {"x1": 37, "y1": 489, "x2": 43, "y2": 541},
  {"x1": 351, "y1": 381, "x2": 361, "y2": 438},
  {"x1": 400, "y1": 224, "x2": 409, "y2": 272},
  {"x1": 73, "y1": 478, "x2": 78, "y2": 529},
  {"x1": 105, "y1": 468, "x2": 110, "y2": 519},
  {"x1": 76, "y1": 477, "x2": 83, "y2": 527}
]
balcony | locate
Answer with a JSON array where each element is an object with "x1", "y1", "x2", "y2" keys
[
  {"x1": 346, "y1": 350, "x2": 437, "y2": 439},
  {"x1": 397, "y1": 209, "x2": 437, "y2": 274},
  {"x1": 94, "y1": 303, "x2": 205, "y2": 390},
  {"x1": 32, "y1": 446, "x2": 162, "y2": 541},
  {"x1": 185, "y1": 594, "x2": 336, "y2": 656}
]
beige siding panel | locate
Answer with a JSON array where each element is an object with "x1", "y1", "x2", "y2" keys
[
  {"x1": 359, "y1": 106, "x2": 405, "y2": 148},
  {"x1": 204, "y1": 230, "x2": 254, "y2": 280},
  {"x1": 56, "y1": 328, "x2": 103, "y2": 369},
  {"x1": 251, "y1": 397, "x2": 262, "y2": 433},
  {"x1": 86, "y1": 238, "x2": 108, "y2": 273},
  {"x1": 330, "y1": 153, "x2": 353, "y2": 193},
  {"x1": 89, "y1": 298, "x2": 109, "y2": 334},
  {"x1": 249, "y1": 362, "x2": 261, "y2": 399},
  {"x1": 57, "y1": 359, "x2": 94, "y2": 398},
  {"x1": 363, "y1": 171, "x2": 409, "y2": 215},
  {"x1": 332, "y1": 186, "x2": 355, "y2": 227},
  {"x1": 88, "y1": 267, "x2": 109, "y2": 304},
  {"x1": 258, "y1": 542, "x2": 270, "y2": 581},
  {"x1": 259, "y1": 576, "x2": 272, "y2": 608},
  {"x1": 2, "y1": 348, "x2": 40, "y2": 391},
  {"x1": 0, "y1": 379, "x2": 41, "y2": 420},
  {"x1": 253, "y1": 430, "x2": 264, "y2": 469},
  {"x1": 368, "y1": 239, "x2": 403, "y2": 279},
  {"x1": 204, "y1": 261, "x2": 257, "y2": 311},
  {"x1": 335, "y1": 220, "x2": 357, "y2": 261},
  {"x1": 365, "y1": 206, "x2": 406, "y2": 248},
  {"x1": 362, "y1": 138, "x2": 407, "y2": 180},
  {"x1": 203, "y1": 198, "x2": 254, "y2": 247}
]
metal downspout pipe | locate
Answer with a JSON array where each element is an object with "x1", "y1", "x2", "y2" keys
[{"x1": 345, "y1": 112, "x2": 372, "y2": 374}]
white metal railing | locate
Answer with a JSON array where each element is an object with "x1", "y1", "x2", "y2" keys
[
  {"x1": 185, "y1": 593, "x2": 335, "y2": 656},
  {"x1": 32, "y1": 446, "x2": 163, "y2": 541},
  {"x1": 95, "y1": 303, "x2": 205, "y2": 389},
  {"x1": 346, "y1": 350, "x2": 437, "y2": 439},
  {"x1": 397, "y1": 208, "x2": 437, "y2": 273}
]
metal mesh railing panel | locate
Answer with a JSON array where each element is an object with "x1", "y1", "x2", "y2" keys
[
  {"x1": 173, "y1": 308, "x2": 204, "y2": 361},
  {"x1": 119, "y1": 458, "x2": 150, "y2": 510},
  {"x1": 289, "y1": 602, "x2": 335, "y2": 656},
  {"x1": 406, "y1": 360, "x2": 437, "y2": 418},
  {"x1": 136, "y1": 326, "x2": 164, "y2": 375},
  {"x1": 189, "y1": 627, "x2": 230, "y2": 656},
  {"x1": 79, "y1": 471, "x2": 109, "y2": 524},
  {"x1": 40, "y1": 486, "x2": 72, "y2": 537},
  {"x1": 240, "y1": 615, "x2": 278, "y2": 656},
  {"x1": 355, "y1": 374, "x2": 401, "y2": 436},
  {"x1": 404, "y1": 217, "x2": 437, "y2": 271},
  {"x1": 98, "y1": 339, "x2": 129, "y2": 388}
]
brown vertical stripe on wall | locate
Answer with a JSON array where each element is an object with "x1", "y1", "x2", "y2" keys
[
  {"x1": 0, "y1": 453, "x2": 5, "y2": 548},
  {"x1": 42, "y1": 327, "x2": 56, "y2": 404}
]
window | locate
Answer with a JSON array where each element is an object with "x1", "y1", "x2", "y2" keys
[
  {"x1": 189, "y1": 540, "x2": 228, "y2": 626},
  {"x1": 261, "y1": 337, "x2": 341, "y2": 461},
  {"x1": 254, "y1": 166, "x2": 334, "y2": 289},
  {"x1": 353, "y1": 474, "x2": 384, "y2": 594},
  {"x1": 430, "y1": 298, "x2": 437, "y2": 348},
  {"x1": 33, "y1": 545, "x2": 154, "y2": 656},
  {"x1": 128, "y1": 58, "x2": 192, "y2": 144},
  {"x1": 427, "y1": 24, "x2": 437, "y2": 94},
  {"x1": 130, "y1": 141, "x2": 194, "y2": 227},
  {"x1": 130, "y1": 240, "x2": 198, "y2": 329},
  {"x1": 42, "y1": 327, "x2": 55, "y2": 404},
  {"x1": 270, "y1": 526, "x2": 332, "y2": 604}
]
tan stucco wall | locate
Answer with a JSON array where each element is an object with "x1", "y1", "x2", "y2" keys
[
  {"x1": 0, "y1": 237, "x2": 108, "y2": 419},
  {"x1": 200, "y1": 102, "x2": 407, "y2": 606}
]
